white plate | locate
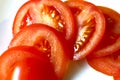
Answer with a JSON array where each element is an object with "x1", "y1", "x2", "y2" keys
[{"x1": 0, "y1": 0, "x2": 119, "y2": 80}]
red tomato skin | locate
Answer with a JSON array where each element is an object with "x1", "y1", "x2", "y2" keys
[
  {"x1": 9, "y1": 24, "x2": 72, "y2": 79},
  {"x1": 0, "y1": 46, "x2": 54, "y2": 80},
  {"x1": 6, "y1": 57, "x2": 58, "y2": 80},
  {"x1": 114, "y1": 76, "x2": 120, "y2": 80},
  {"x1": 65, "y1": 0, "x2": 105, "y2": 60}
]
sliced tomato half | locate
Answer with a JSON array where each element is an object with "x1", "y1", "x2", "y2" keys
[
  {"x1": 9, "y1": 24, "x2": 71, "y2": 79},
  {"x1": 87, "y1": 49, "x2": 120, "y2": 76},
  {"x1": 0, "y1": 46, "x2": 58, "y2": 80},
  {"x1": 65, "y1": 0, "x2": 105, "y2": 60},
  {"x1": 90, "y1": 6, "x2": 120, "y2": 57},
  {"x1": 13, "y1": 0, "x2": 76, "y2": 42}
]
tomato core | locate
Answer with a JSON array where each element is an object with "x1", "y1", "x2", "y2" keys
[
  {"x1": 40, "y1": 6, "x2": 65, "y2": 33},
  {"x1": 34, "y1": 38, "x2": 51, "y2": 57},
  {"x1": 74, "y1": 18, "x2": 96, "y2": 53}
]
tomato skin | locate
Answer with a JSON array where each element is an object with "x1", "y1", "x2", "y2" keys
[
  {"x1": 65, "y1": 0, "x2": 105, "y2": 60},
  {"x1": 114, "y1": 76, "x2": 120, "y2": 80},
  {"x1": 13, "y1": 0, "x2": 76, "y2": 43},
  {"x1": 87, "y1": 50, "x2": 120, "y2": 76},
  {"x1": 6, "y1": 57, "x2": 58, "y2": 80},
  {"x1": 90, "y1": 6, "x2": 120, "y2": 57},
  {"x1": 0, "y1": 46, "x2": 55, "y2": 80},
  {"x1": 9, "y1": 24, "x2": 71, "y2": 79}
]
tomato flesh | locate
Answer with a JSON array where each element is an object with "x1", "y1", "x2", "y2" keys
[
  {"x1": 9, "y1": 24, "x2": 71, "y2": 79},
  {"x1": 22, "y1": 12, "x2": 33, "y2": 27},
  {"x1": 65, "y1": 0, "x2": 105, "y2": 60}
]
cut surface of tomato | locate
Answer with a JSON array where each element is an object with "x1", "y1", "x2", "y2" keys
[
  {"x1": 9, "y1": 24, "x2": 71, "y2": 79},
  {"x1": 87, "y1": 49, "x2": 120, "y2": 76},
  {"x1": 13, "y1": 0, "x2": 76, "y2": 42},
  {"x1": 90, "y1": 6, "x2": 120, "y2": 57},
  {"x1": 6, "y1": 57, "x2": 58, "y2": 80},
  {"x1": 0, "y1": 46, "x2": 56, "y2": 80},
  {"x1": 65, "y1": 0, "x2": 105, "y2": 60}
]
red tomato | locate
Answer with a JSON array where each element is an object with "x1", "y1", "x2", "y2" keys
[
  {"x1": 9, "y1": 24, "x2": 71, "y2": 79},
  {"x1": 87, "y1": 49, "x2": 120, "y2": 76},
  {"x1": 90, "y1": 6, "x2": 120, "y2": 57},
  {"x1": 13, "y1": 0, "x2": 76, "y2": 42},
  {"x1": 6, "y1": 57, "x2": 58, "y2": 80},
  {"x1": 65, "y1": 0, "x2": 105, "y2": 60},
  {"x1": 114, "y1": 76, "x2": 120, "y2": 80},
  {"x1": 0, "y1": 46, "x2": 58, "y2": 80}
]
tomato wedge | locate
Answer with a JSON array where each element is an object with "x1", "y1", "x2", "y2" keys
[
  {"x1": 13, "y1": 0, "x2": 76, "y2": 42},
  {"x1": 65, "y1": 0, "x2": 105, "y2": 60},
  {"x1": 9, "y1": 24, "x2": 71, "y2": 79},
  {"x1": 0, "y1": 46, "x2": 58, "y2": 80},
  {"x1": 6, "y1": 57, "x2": 58, "y2": 80},
  {"x1": 90, "y1": 6, "x2": 120, "y2": 57},
  {"x1": 87, "y1": 49, "x2": 120, "y2": 76}
]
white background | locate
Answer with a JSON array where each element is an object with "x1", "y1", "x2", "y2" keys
[{"x1": 0, "y1": 0, "x2": 120, "y2": 80}]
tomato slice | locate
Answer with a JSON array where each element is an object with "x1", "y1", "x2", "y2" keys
[
  {"x1": 6, "y1": 57, "x2": 58, "y2": 80},
  {"x1": 87, "y1": 49, "x2": 120, "y2": 76},
  {"x1": 13, "y1": 0, "x2": 76, "y2": 42},
  {"x1": 0, "y1": 46, "x2": 56, "y2": 80},
  {"x1": 65, "y1": 0, "x2": 105, "y2": 60},
  {"x1": 90, "y1": 6, "x2": 120, "y2": 57},
  {"x1": 9, "y1": 24, "x2": 71, "y2": 79}
]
